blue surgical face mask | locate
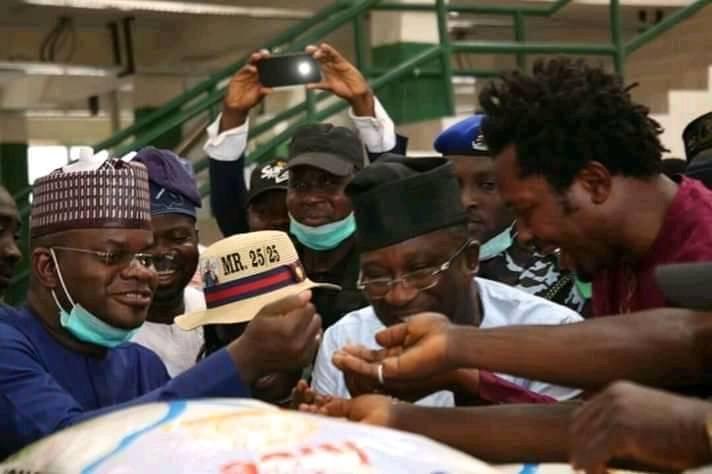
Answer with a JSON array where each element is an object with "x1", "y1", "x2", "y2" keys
[
  {"x1": 289, "y1": 213, "x2": 356, "y2": 251},
  {"x1": 479, "y1": 225, "x2": 514, "y2": 261},
  {"x1": 50, "y1": 249, "x2": 138, "y2": 348}
]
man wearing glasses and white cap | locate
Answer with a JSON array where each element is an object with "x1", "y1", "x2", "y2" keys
[{"x1": 0, "y1": 156, "x2": 327, "y2": 459}]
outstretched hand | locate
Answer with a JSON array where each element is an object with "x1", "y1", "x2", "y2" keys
[
  {"x1": 290, "y1": 379, "x2": 332, "y2": 410},
  {"x1": 299, "y1": 394, "x2": 399, "y2": 428},
  {"x1": 332, "y1": 313, "x2": 456, "y2": 385},
  {"x1": 339, "y1": 345, "x2": 469, "y2": 402}
]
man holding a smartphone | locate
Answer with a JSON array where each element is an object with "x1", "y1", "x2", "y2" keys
[
  {"x1": 205, "y1": 44, "x2": 402, "y2": 235},
  {"x1": 204, "y1": 43, "x2": 405, "y2": 330}
]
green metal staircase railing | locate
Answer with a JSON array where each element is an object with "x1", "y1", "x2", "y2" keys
[{"x1": 7, "y1": 0, "x2": 711, "y2": 303}]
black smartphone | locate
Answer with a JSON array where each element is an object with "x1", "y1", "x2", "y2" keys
[{"x1": 257, "y1": 53, "x2": 322, "y2": 88}]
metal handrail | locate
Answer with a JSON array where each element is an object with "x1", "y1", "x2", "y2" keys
[
  {"x1": 13, "y1": 0, "x2": 711, "y2": 202},
  {"x1": 137, "y1": 0, "x2": 711, "y2": 166},
  {"x1": 107, "y1": 1, "x2": 383, "y2": 158},
  {"x1": 373, "y1": 0, "x2": 572, "y2": 16},
  {"x1": 7, "y1": 0, "x2": 711, "y2": 299},
  {"x1": 625, "y1": 0, "x2": 711, "y2": 54},
  {"x1": 175, "y1": 117, "x2": 211, "y2": 158},
  {"x1": 93, "y1": 0, "x2": 351, "y2": 153}
]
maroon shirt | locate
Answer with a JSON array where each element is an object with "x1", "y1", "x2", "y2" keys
[{"x1": 593, "y1": 177, "x2": 712, "y2": 316}]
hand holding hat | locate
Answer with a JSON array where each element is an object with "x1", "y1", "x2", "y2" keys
[
  {"x1": 227, "y1": 290, "x2": 322, "y2": 385},
  {"x1": 175, "y1": 230, "x2": 338, "y2": 385}
]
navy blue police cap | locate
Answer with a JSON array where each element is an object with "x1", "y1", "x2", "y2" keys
[{"x1": 433, "y1": 114, "x2": 489, "y2": 157}]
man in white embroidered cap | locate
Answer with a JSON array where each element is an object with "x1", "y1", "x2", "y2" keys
[{"x1": 0, "y1": 155, "x2": 323, "y2": 460}]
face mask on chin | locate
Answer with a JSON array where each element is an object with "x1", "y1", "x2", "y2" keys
[
  {"x1": 289, "y1": 213, "x2": 356, "y2": 251},
  {"x1": 479, "y1": 225, "x2": 514, "y2": 261},
  {"x1": 50, "y1": 248, "x2": 139, "y2": 348}
]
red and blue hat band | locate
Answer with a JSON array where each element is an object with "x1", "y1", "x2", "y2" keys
[{"x1": 204, "y1": 264, "x2": 303, "y2": 309}]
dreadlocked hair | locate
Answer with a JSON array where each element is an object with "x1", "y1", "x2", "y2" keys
[{"x1": 479, "y1": 57, "x2": 667, "y2": 191}]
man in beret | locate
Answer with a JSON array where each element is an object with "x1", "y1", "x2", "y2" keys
[
  {"x1": 0, "y1": 157, "x2": 322, "y2": 459},
  {"x1": 307, "y1": 270, "x2": 712, "y2": 468},
  {"x1": 311, "y1": 156, "x2": 582, "y2": 406},
  {"x1": 433, "y1": 115, "x2": 587, "y2": 314},
  {"x1": 130, "y1": 148, "x2": 206, "y2": 376},
  {"x1": 0, "y1": 185, "x2": 21, "y2": 300}
]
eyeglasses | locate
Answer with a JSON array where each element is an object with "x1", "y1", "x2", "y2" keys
[
  {"x1": 357, "y1": 240, "x2": 471, "y2": 300},
  {"x1": 52, "y1": 246, "x2": 155, "y2": 268}
]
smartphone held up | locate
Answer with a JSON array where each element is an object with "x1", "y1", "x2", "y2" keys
[{"x1": 257, "y1": 53, "x2": 322, "y2": 88}]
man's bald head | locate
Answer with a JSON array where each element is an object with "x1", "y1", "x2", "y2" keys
[{"x1": 0, "y1": 185, "x2": 21, "y2": 296}]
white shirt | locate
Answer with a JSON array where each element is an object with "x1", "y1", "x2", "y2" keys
[
  {"x1": 203, "y1": 97, "x2": 397, "y2": 162},
  {"x1": 132, "y1": 286, "x2": 206, "y2": 377},
  {"x1": 312, "y1": 278, "x2": 583, "y2": 406}
]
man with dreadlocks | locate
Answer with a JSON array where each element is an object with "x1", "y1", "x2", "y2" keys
[
  {"x1": 480, "y1": 58, "x2": 712, "y2": 316},
  {"x1": 308, "y1": 59, "x2": 712, "y2": 470}
]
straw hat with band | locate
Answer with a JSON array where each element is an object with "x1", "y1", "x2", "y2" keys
[{"x1": 175, "y1": 231, "x2": 340, "y2": 330}]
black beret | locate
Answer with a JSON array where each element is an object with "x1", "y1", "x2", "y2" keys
[{"x1": 346, "y1": 155, "x2": 467, "y2": 252}]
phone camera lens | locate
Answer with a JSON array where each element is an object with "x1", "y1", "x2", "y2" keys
[{"x1": 297, "y1": 61, "x2": 312, "y2": 76}]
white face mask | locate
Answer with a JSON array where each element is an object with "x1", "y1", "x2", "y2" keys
[
  {"x1": 289, "y1": 213, "x2": 357, "y2": 251},
  {"x1": 50, "y1": 249, "x2": 138, "y2": 348},
  {"x1": 479, "y1": 225, "x2": 514, "y2": 261}
]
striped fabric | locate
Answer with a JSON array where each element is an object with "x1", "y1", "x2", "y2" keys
[{"x1": 205, "y1": 263, "x2": 304, "y2": 309}]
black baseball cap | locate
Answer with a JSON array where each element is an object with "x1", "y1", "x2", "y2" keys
[
  {"x1": 286, "y1": 123, "x2": 366, "y2": 177},
  {"x1": 655, "y1": 262, "x2": 712, "y2": 310},
  {"x1": 247, "y1": 159, "x2": 289, "y2": 205}
]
